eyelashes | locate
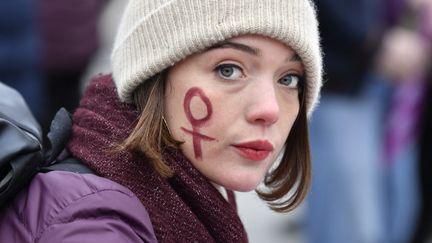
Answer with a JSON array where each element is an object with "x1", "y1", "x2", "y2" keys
[
  {"x1": 278, "y1": 74, "x2": 303, "y2": 89},
  {"x1": 215, "y1": 64, "x2": 243, "y2": 80},
  {"x1": 214, "y1": 63, "x2": 304, "y2": 89}
]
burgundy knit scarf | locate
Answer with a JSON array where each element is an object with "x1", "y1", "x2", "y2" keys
[{"x1": 68, "y1": 75, "x2": 248, "y2": 243}]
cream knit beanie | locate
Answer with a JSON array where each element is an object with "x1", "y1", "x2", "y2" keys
[{"x1": 111, "y1": 0, "x2": 322, "y2": 115}]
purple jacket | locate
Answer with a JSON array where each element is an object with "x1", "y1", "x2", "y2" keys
[{"x1": 0, "y1": 171, "x2": 157, "y2": 242}]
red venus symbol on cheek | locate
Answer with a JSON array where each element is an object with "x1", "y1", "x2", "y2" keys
[{"x1": 181, "y1": 87, "x2": 216, "y2": 160}]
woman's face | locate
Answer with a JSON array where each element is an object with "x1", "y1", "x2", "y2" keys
[{"x1": 164, "y1": 34, "x2": 304, "y2": 191}]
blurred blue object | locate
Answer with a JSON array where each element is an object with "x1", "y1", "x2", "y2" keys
[
  {"x1": 307, "y1": 76, "x2": 391, "y2": 243},
  {"x1": 0, "y1": 0, "x2": 47, "y2": 122}
]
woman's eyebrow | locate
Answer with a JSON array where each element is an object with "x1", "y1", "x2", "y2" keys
[
  {"x1": 207, "y1": 41, "x2": 260, "y2": 56},
  {"x1": 287, "y1": 54, "x2": 302, "y2": 62},
  {"x1": 207, "y1": 41, "x2": 302, "y2": 63}
]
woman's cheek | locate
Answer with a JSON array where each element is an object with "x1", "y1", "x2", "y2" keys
[{"x1": 180, "y1": 87, "x2": 217, "y2": 160}]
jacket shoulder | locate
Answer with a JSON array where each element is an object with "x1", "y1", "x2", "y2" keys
[{"x1": 0, "y1": 171, "x2": 157, "y2": 243}]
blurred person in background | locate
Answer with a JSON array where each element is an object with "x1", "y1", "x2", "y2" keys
[
  {"x1": 37, "y1": 0, "x2": 106, "y2": 133},
  {"x1": 0, "y1": 0, "x2": 46, "y2": 122},
  {"x1": 306, "y1": 0, "x2": 432, "y2": 242},
  {"x1": 305, "y1": 0, "x2": 390, "y2": 242},
  {"x1": 375, "y1": 0, "x2": 432, "y2": 242},
  {"x1": 1, "y1": 0, "x2": 106, "y2": 135}
]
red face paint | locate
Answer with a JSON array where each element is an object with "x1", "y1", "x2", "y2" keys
[{"x1": 181, "y1": 87, "x2": 216, "y2": 159}]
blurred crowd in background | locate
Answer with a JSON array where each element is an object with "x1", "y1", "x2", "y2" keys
[
  {"x1": 0, "y1": 0, "x2": 431, "y2": 243},
  {"x1": 307, "y1": 0, "x2": 432, "y2": 243},
  {"x1": 0, "y1": 0, "x2": 106, "y2": 135}
]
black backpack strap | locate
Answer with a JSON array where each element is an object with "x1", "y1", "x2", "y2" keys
[
  {"x1": 39, "y1": 108, "x2": 95, "y2": 174},
  {"x1": 43, "y1": 108, "x2": 73, "y2": 163},
  {"x1": 39, "y1": 157, "x2": 95, "y2": 174}
]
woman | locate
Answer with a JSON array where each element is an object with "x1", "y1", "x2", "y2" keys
[{"x1": 0, "y1": 0, "x2": 322, "y2": 242}]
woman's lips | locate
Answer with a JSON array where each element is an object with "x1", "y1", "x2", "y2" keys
[{"x1": 231, "y1": 140, "x2": 274, "y2": 161}]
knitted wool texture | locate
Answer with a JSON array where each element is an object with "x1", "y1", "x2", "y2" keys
[{"x1": 111, "y1": 0, "x2": 322, "y2": 115}]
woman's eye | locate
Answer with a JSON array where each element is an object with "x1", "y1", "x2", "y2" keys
[
  {"x1": 278, "y1": 74, "x2": 301, "y2": 88},
  {"x1": 216, "y1": 64, "x2": 243, "y2": 80}
]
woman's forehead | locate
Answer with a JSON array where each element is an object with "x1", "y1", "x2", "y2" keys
[{"x1": 196, "y1": 35, "x2": 301, "y2": 64}]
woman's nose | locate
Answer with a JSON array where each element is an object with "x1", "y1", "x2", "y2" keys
[{"x1": 245, "y1": 82, "x2": 280, "y2": 126}]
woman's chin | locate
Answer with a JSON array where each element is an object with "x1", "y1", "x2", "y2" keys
[{"x1": 213, "y1": 175, "x2": 263, "y2": 192}]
